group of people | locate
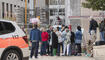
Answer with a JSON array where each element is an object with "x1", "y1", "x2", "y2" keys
[
  {"x1": 29, "y1": 24, "x2": 83, "y2": 59},
  {"x1": 29, "y1": 18, "x2": 105, "y2": 59}
]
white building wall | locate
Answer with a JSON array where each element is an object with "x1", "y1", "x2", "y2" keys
[
  {"x1": 49, "y1": 0, "x2": 65, "y2": 25},
  {"x1": 30, "y1": 0, "x2": 34, "y2": 15},
  {"x1": 65, "y1": 0, "x2": 71, "y2": 26},
  {"x1": 0, "y1": 2, "x2": 2, "y2": 18},
  {"x1": 36, "y1": 0, "x2": 46, "y2": 8},
  {"x1": 30, "y1": 0, "x2": 46, "y2": 15},
  {"x1": 65, "y1": 0, "x2": 81, "y2": 32},
  {"x1": 0, "y1": 0, "x2": 30, "y2": 20}
]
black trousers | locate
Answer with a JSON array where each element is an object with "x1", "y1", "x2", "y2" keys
[
  {"x1": 76, "y1": 44, "x2": 81, "y2": 53},
  {"x1": 46, "y1": 42, "x2": 50, "y2": 54},
  {"x1": 30, "y1": 42, "x2": 39, "y2": 58},
  {"x1": 49, "y1": 46, "x2": 53, "y2": 56}
]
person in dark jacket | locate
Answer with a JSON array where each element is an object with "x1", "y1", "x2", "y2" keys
[
  {"x1": 89, "y1": 18, "x2": 98, "y2": 34},
  {"x1": 70, "y1": 31, "x2": 75, "y2": 55},
  {"x1": 71, "y1": 31, "x2": 75, "y2": 44},
  {"x1": 52, "y1": 28, "x2": 58, "y2": 56},
  {"x1": 99, "y1": 19, "x2": 105, "y2": 41},
  {"x1": 46, "y1": 25, "x2": 53, "y2": 55},
  {"x1": 30, "y1": 24, "x2": 41, "y2": 58},
  {"x1": 47, "y1": 26, "x2": 53, "y2": 56},
  {"x1": 89, "y1": 18, "x2": 98, "y2": 45}
]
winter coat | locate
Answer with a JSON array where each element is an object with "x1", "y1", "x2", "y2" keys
[
  {"x1": 99, "y1": 20, "x2": 105, "y2": 32},
  {"x1": 70, "y1": 31, "x2": 75, "y2": 44},
  {"x1": 52, "y1": 32, "x2": 58, "y2": 49},
  {"x1": 61, "y1": 31, "x2": 67, "y2": 42},
  {"x1": 64, "y1": 31, "x2": 71, "y2": 44},
  {"x1": 41, "y1": 32, "x2": 49, "y2": 42},
  {"x1": 75, "y1": 30, "x2": 82, "y2": 44},
  {"x1": 56, "y1": 31, "x2": 62, "y2": 43},
  {"x1": 47, "y1": 30, "x2": 51, "y2": 40},
  {"x1": 89, "y1": 19, "x2": 98, "y2": 31},
  {"x1": 30, "y1": 28, "x2": 41, "y2": 42}
]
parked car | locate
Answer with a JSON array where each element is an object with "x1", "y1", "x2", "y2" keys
[{"x1": 0, "y1": 19, "x2": 29, "y2": 60}]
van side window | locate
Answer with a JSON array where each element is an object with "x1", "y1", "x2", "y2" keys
[
  {"x1": 0, "y1": 21, "x2": 15, "y2": 35},
  {"x1": 0, "y1": 22, "x2": 4, "y2": 35}
]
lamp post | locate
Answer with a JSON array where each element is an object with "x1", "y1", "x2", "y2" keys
[{"x1": 25, "y1": 0, "x2": 27, "y2": 32}]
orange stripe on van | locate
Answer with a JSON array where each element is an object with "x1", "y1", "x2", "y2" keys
[{"x1": 0, "y1": 37, "x2": 28, "y2": 48}]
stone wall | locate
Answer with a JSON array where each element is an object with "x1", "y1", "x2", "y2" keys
[{"x1": 93, "y1": 45, "x2": 105, "y2": 60}]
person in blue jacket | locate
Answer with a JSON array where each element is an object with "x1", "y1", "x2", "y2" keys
[
  {"x1": 75, "y1": 26, "x2": 82, "y2": 56},
  {"x1": 30, "y1": 24, "x2": 41, "y2": 58}
]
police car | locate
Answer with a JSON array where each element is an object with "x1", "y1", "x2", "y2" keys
[{"x1": 0, "y1": 19, "x2": 29, "y2": 60}]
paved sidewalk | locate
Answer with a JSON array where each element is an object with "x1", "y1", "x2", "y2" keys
[{"x1": 29, "y1": 56, "x2": 95, "y2": 60}]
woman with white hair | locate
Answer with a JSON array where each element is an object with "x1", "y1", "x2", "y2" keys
[
  {"x1": 62, "y1": 27, "x2": 71, "y2": 56},
  {"x1": 40, "y1": 27, "x2": 49, "y2": 56}
]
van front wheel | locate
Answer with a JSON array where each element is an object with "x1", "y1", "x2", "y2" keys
[{"x1": 2, "y1": 50, "x2": 22, "y2": 60}]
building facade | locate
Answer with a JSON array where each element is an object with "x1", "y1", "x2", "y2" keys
[
  {"x1": 49, "y1": 0, "x2": 65, "y2": 25},
  {"x1": 65, "y1": 0, "x2": 81, "y2": 32},
  {"x1": 0, "y1": 0, "x2": 30, "y2": 26},
  {"x1": 30, "y1": 0, "x2": 49, "y2": 25},
  {"x1": 48, "y1": 0, "x2": 81, "y2": 29}
]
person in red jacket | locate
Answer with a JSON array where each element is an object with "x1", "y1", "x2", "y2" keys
[{"x1": 40, "y1": 27, "x2": 49, "y2": 56}]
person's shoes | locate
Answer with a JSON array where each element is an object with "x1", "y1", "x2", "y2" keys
[
  {"x1": 35, "y1": 56, "x2": 38, "y2": 59},
  {"x1": 44, "y1": 54, "x2": 48, "y2": 56},
  {"x1": 77, "y1": 53, "x2": 81, "y2": 56},
  {"x1": 57, "y1": 55, "x2": 60, "y2": 56},
  {"x1": 62, "y1": 55, "x2": 65, "y2": 56},
  {"x1": 50, "y1": 54, "x2": 53, "y2": 56},
  {"x1": 40, "y1": 54, "x2": 43, "y2": 56},
  {"x1": 57, "y1": 53, "x2": 60, "y2": 56},
  {"x1": 67, "y1": 54, "x2": 70, "y2": 56},
  {"x1": 29, "y1": 57, "x2": 32, "y2": 60},
  {"x1": 29, "y1": 56, "x2": 32, "y2": 58}
]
